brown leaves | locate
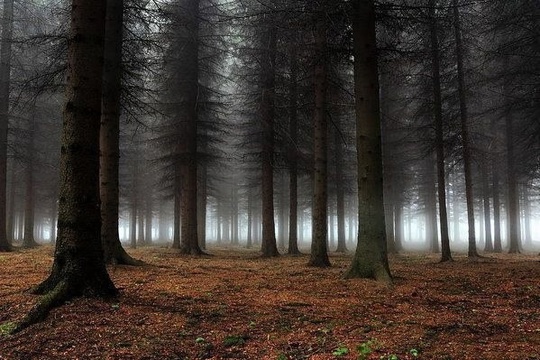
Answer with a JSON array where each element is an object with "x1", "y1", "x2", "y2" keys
[{"x1": 1, "y1": 247, "x2": 540, "y2": 359}]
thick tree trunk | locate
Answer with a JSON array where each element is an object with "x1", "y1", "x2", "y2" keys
[
  {"x1": 177, "y1": 0, "x2": 202, "y2": 255},
  {"x1": 345, "y1": 0, "x2": 391, "y2": 282},
  {"x1": 453, "y1": 0, "x2": 479, "y2": 258},
  {"x1": 308, "y1": 9, "x2": 330, "y2": 267},
  {"x1": 101, "y1": 0, "x2": 141, "y2": 265},
  {"x1": 15, "y1": 0, "x2": 116, "y2": 332},
  {"x1": 430, "y1": 0, "x2": 452, "y2": 261},
  {"x1": 0, "y1": 0, "x2": 13, "y2": 252},
  {"x1": 260, "y1": 23, "x2": 279, "y2": 258}
]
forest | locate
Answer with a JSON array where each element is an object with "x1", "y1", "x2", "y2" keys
[{"x1": 0, "y1": 0, "x2": 539, "y2": 359}]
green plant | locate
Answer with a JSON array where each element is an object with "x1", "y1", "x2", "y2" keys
[
  {"x1": 382, "y1": 355, "x2": 399, "y2": 360},
  {"x1": 0, "y1": 322, "x2": 16, "y2": 336},
  {"x1": 333, "y1": 345, "x2": 349, "y2": 356},
  {"x1": 277, "y1": 354, "x2": 287, "y2": 360},
  {"x1": 410, "y1": 348, "x2": 419, "y2": 357},
  {"x1": 195, "y1": 337, "x2": 205, "y2": 344},
  {"x1": 357, "y1": 340, "x2": 374, "y2": 360},
  {"x1": 223, "y1": 335, "x2": 247, "y2": 347}
]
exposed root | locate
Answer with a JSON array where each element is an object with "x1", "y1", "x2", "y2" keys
[{"x1": 13, "y1": 280, "x2": 70, "y2": 334}]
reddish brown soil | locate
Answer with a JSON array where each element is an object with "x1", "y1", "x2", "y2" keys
[{"x1": 1, "y1": 246, "x2": 539, "y2": 359}]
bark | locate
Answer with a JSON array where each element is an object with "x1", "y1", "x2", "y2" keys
[
  {"x1": 247, "y1": 191, "x2": 253, "y2": 248},
  {"x1": 481, "y1": 163, "x2": 493, "y2": 252},
  {"x1": 15, "y1": 0, "x2": 116, "y2": 332},
  {"x1": 287, "y1": 43, "x2": 300, "y2": 255},
  {"x1": 0, "y1": 0, "x2": 13, "y2": 251},
  {"x1": 505, "y1": 108, "x2": 520, "y2": 253},
  {"x1": 334, "y1": 129, "x2": 347, "y2": 253},
  {"x1": 197, "y1": 164, "x2": 207, "y2": 249},
  {"x1": 178, "y1": 0, "x2": 203, "y2": 256},
  {"x1": 172, "y1": 173, "x2": 181, "y2": 248},
  {"x1": 308, "y1": 9, "x2": 330, "y2": 268},
  {"x1": 260, "y1": 22, "x2": 279, "y2": 258},
  {"x1": 430, "y1": 0, "x2": 452, "y2": 262},
  {"x1": 492, "y1": 163, "x2": 502, "y2": 252},
  {"x1": 278, "y1": 173, "x2": 286, "y2": 250},
  {"x1": 345, "y1": 0, "x2": 392, "y2": 283},
  {"x1": 145, "y1": 195, "x2": 152, "y2": 245},
  {"x1": 22, "y1": 111, "x2": 38, "y2": 248},
  {"x1": 100, "y1": 0, "x2": 141, "y2": 265},
  {"x1": 7, "y1": 160, "x2": 15, "y2": 243},
  {"x1": 453, "y1": 0, "x2": 479, "y2": 258}
]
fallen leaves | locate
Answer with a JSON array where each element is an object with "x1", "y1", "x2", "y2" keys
[{"x1": 0, "y1": 246, "x2": 539, "y2": 359}]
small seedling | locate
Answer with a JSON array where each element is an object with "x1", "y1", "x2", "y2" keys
[
  {"x1": 223, "y1": 335, "x2": 246, "y2": 347},
  {"x1": 277, "y1": 354, "x2": 287, "y2": 360},
  {"x1": 0, "y1": 322, "x2": 16, "y2": 336},
  {"x1": 195, "y1": 337, "x2": 205, "y2": 344},
  {"x1": 333, "y1": 345, "x2": 349, "y2": 356},
  {"x1": 357, "y1": 340, "x2": 374, "y2": 360},
  {"x1": 410, "y1": 348, "x2": 419, "y2": 357}
]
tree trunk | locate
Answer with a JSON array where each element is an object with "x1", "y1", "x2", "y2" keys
[
  {"x1": 345, "y1": 0, "x2": 391, "y2": 282},
  {"x1": 0, "y1": 0, "x2": 13, "y2": 251},
  {"x1": 22, "y1": 111, "x2": 38, "y2": 248},
  {"x1": 430, "y1": 0, "x2": 452, "y2": 261},
  {"x1": 6, "y1": 160, "x2": 16, "y2": 243},
  {"x1": 492, "y1": 162, "x2": 502, "y2": 252},
  {"x1": 260, "y1": 22, "x2": 279, "y2": 258},
  {"x1": 172, "y1": 173, "x2": 181, "y2": 248},
  {"x1": 482, "y1": 162, "x2": 493, "y2": 252},
  {"x1": 177, "y1": 0, "x2": 202, "y2": 255},
  {"x1": 287, "y1": 43, "x2": 300, "y2": 255},
  {"x1": 335, "y1": 128, "x2": 348, "y2": 253},
  {"x1": 308, "y1": 8, "x2": 330, "y2": 267},
  {"x1": 15, "y1": 0, "x2": 116, "y2": 332},
  {"x1": 453, "y1": 0, "x2": 479, "y2": 258},
  {"x1": 145, "y1": 194, "x2": 152, "y2": 245},
  {"x1": 247, "y1": 191, "x2": 253, "y2": 248},
  {"x1": 197, "y1": 164, "x2": 207, "y2": 250},
  {"x1": 505, "y1": 106, "x2": 520, "y2": 253},
  {"x1": 101, "y1": 0, "x2": 141, "y2": 265}
]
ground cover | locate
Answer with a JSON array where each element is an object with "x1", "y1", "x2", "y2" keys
[{"x1": 1, "y1": 246, "x2": 539, "y2": 359}]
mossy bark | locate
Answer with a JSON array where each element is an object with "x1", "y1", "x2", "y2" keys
[{"x1": 15, "y1": 0, "x2": 116, "y2": 331}]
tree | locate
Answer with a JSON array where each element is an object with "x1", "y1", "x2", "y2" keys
[
  {"x1": 452, "y1": 0, "x2": 479, "y2": 258},
  {"x1": 15, "y1": 0, "x2": 116, "y2": 332},
  {"x1": 259, "y1": 15, "x2": 279, "y2": 258},
  {"x1": 345, "y1": 0, "x2": 391, "y2": 283},
  {"x1": 22, "y1": 109, "x2": 39, "y2": 248},
  {"x1": 0, "y1": 0, "x2": 14, "y2": 252},
  {"x1": 101, "y1": 0, "x2": 142, "y2": 265},
  {"x1": 429, "y1": 0, "x2": 452, "y2": 262},
  {"x1": 308, "y1": 3, "x2": 331, "y2": 267}
]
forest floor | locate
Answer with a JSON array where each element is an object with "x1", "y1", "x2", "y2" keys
[{"x1": 1, "y1": 245, "x2": 540, "y2": 360}]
